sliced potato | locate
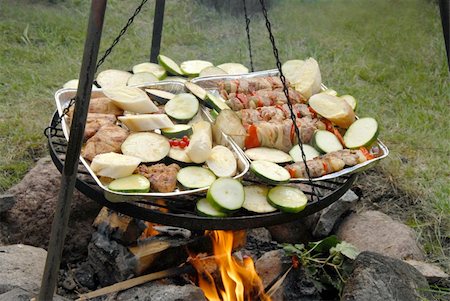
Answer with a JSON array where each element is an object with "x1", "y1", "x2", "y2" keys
[
  {"x1": 103, "y1": 86, "x2": 158, "y2": 113},
  {"x1": 96, "y1": 69, "x2": 132, "y2": 88},
  {"x1": 308, "y1": 93, "x2": 356, "y2": 128},
  {"x1": 290, "y1": 58, "x2": 322, "y2": 99}
]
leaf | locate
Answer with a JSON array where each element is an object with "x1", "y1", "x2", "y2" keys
[
  {"x1": 308, "y1": 235, "x2": 340, "y2": 253},
  {"x1": 282, "y1": 244, "x2": 302, "y2": 255},
  {"x1": 330, "y1": 241, "x2": 360, "y2": 260}
]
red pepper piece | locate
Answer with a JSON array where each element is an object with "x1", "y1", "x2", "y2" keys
[
  {"x1": 360, "y1": 147, "x2": 374, "y2": 160},
  {"x1": 245, "y1": 124, "x2": 260, "y2": 149}
]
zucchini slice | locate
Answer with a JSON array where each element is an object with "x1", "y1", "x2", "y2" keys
[
  {"x1": 132, "y1": 62, "x2": 166, "y2": 79},
  {"x1": 343, "y1": 117, "x2": 379, "y2": 149},
  {"x1": 244, "y1": 147, "x2": 292, "y2": 163},
  {"x1": 206, "y1": 145, "x2": 237, "y2": 177},
  {"x1": 250, "y1": 160, "x2": 291, "y2": 184},
  {"x1": 312, "y1": 130, "x2": 343, "y2": 154},
  {"x1": 196, "y1": 198, "x2": 227, "y2": 217},
  {"x1": 289, "y1": 144, "x2": 320, "y2": 162},
  {"x1": 267, "y1": 186, "x2": 308, "y2": 213},
  {"x1": 161, "y1": 124, "x2": 193, "y2": 139},
  {"x1": 157, "y1": 54, "x2": 183, "y2": 76},
  {"x1": 180, "y1": 60, "x2": 213, "y2": 76},
  {"x1": 164, "y1": 93, "x2": 199, "y2": 122},
  {"x1": 108, "y1": 174, "x2": 150, "y2": 193},
  {"x1": 185, "y1": 82, "x2": 207, "y2": 101},
  {"x1": 127, "y1": 72, "x2": 159, "y2": 87},
  {"x1": 121, "y1": 132, "x2": 170, "y2": 162},
  {"x1": 206, "y1": 178, "x2": 244, "y2": 211},
  {"x1": 216, "y1": 63, "x2": 249, "y2": 75},
  {"x1": 145, "y1": 89, "x2": 175, "y2": 104},
  {"x1": 340, "y1": 95, "x2": 357, "y2": 111},
  {"x1": 205, "y1": 93, "x2": 230, "y2": 112},
  {"x1": 177, "y1": 166, "x2": 216, "y2": 188},
  {"x1": 199, "y1": 66, "x2": 228, "y2": 77},
  {"x1": 243, "y1": 185, "x2": 277, "y2": 213}
]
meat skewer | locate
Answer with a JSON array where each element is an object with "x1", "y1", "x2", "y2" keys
[
  {"x1": 218, "y1": 76, "x2": 285, "y2": 95},
  {"x1": 284, "y1": 149, "x2": 369, "y2": 178},
  {"x1": 224, "y1": 88, "x2": 306, "y2": 110},
  {"x1": 235, "y1": 103, "x2": 313, "y2": 125}
]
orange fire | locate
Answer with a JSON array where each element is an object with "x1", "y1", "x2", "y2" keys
[{"x1": 191, "y1": 230, "x2": 271, "y2": 301}]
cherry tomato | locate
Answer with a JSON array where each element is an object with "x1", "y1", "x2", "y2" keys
[
  {"x1": 185, "y1": 140, "x2": 189, "y2": 147},
  {"x1": 182, "y1": 136, "x2": 189, "y2": 142},
  {"x1": 171, "y1": 139, "x2": 179, "y2": 147},
  {"x1": 179, "y1": 140, "x2": 187, "y2": 148}
]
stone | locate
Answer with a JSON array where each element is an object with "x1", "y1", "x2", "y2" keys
[
  {"x1": 336, "y1": 210, "x2": 425, "y2": 260},
  {"x1": 0, "y1": 244, "x2": 47, "y2": 294},
  {"x1": 0, "y1": 156, "x2": 101, "y2": 263},
  {"x1": 0, "y1": 194, "x2": 15, "y2": 213},
  {"x1": 112, "y1": 281, "x2": 206, "y2": 301},
  {"x1": 0, "y1": 288, "x2": 70, "y2": 301},
  {"x1": 404, "y1": 259, "x2": 449, "y2": 283},
  {"x1": 312, "y1": 189, "x2": 359, "y2": 237},
  {"x1": 342, "y1": 251, "x2": 432, "y2": 301},
  {"x1": 243, "y1": 228, "x2": 278, "y2": 259},
  {"x1": 267, "y1": 220, "x2": 313, "y2": 244}
]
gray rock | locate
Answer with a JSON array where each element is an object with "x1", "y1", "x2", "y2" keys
[
  {"x1": 404, "y1": 259, "x2": 449, "y2": 283},
  {"x1": 114, "y1": 282, "x2": 206, "y2": 301},
  {"x1": 336, "y1": 210, "x2": 425, "y2": 260},
  {"x1": 0, "y1": 287, "x2": 69, "y2": 301},
  {"x1": 312, "y1": 189, "x2": 359, "y2": 237},
  {"x1": 0, "y1": 244, "x2": 47, "y2": 294},
  {"x1": 342, "y1": 251, "x2": 432, "y2": 301},
  {"x1": 267, "y1": 220, "x2": 312, "y2": 244},
  {"x1": 0, "y1": 194, "x2": 15, "y2": 213}
]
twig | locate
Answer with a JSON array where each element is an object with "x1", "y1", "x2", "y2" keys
[{"x1": 75, "y1": 264, "x2": 195, "y2": 301}]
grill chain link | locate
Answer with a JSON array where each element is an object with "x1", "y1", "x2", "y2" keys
[
  {"x1": 45, "y1": 0, "x2": 149, "y2": 136},
  {"x1": 258, "y1": 0, "x2": 317, "y2": 199},
  {"x1": 242, "y1": 0, "x2": 255, "y2": 72}
]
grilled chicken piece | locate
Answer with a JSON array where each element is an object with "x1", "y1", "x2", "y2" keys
[
  {"x1": 82, "y1": 124, "x2": 129, "y2": 161},
  {"x1": 225, "y1": 88, "x2": 306, "y2": 111},
  {"x1": 219, "y1": 77, "x2": 284, "y2": 95},
  {"x1": 136, "y1": 163, "x2": 181, "y2": 193},
  {"x1": 285, "y1": 149, "x2": 368, "y2": 178},
  {"x1": 84, "y1": 113, "x2": 117, "y2": 140},
  {"x1": 236, "y1": 103, "x2": 312, "y2": 125},
  {"x1": 68, "y1": 97, "x2": 123, "y2": 119}
]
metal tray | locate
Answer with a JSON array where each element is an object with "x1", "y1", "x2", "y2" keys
[
  {"x1": 54, "y1": 81, "x2": 249, "y2": 201},
  {"x1": 191, "y1": 70, "x2": 389, "y2": 182}
]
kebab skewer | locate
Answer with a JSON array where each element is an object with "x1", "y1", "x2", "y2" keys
[
  {"x1": 218, "y1": 76, "x2": 285, "y2": 94},
  {"x1": 235, "y1": 103, "x2": 314, "y2": 125},
  {"x1": 224, "y1": 88, "x2": 306, "y2": 110}
]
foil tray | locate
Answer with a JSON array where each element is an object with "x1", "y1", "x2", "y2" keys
[
  {"x1": 191, "y1": 70, "x2": 389, "y2": 182},
  {"x1": 54, "y1": 81, "x2": 250, "y2": 201}
]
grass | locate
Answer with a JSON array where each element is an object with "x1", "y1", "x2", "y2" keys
[{"x1": 1, "y1": 0, "x2": 448, "y2": 269}]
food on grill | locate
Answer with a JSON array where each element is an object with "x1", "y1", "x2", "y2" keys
[
  {"x1": 145, "y1": 89, "x2": 175, "y2": 104},
  {"x1": 224, "y1": 88, "x2": 306, "y2": 111},
  {"x1": 157, "y1": 54, "x2": 183, "y2": 76},
  {"x1": 340, "y1": 95, "x2": 357, "y2": 111},
  {"x1": 250, "y1": 160, "x2": 291, "y2": 184},
  {"x1": 118, "y1": 114, "x2": 174, "y2": 132},
  {"x1": 108, "y1": 174, "x2": 150, "y2": 193},
  {"x1": 285, "y1": 149, "x2": 368, "y2": 178},
  {"x1": 164, "y1": 93, "x2": 199, "y2": 122},
  {"x1": 206, "y1": 178, "x2": 244, "y2": 211},
  {"x1": 343, "y1": 117, "x2": 379, "y2": 149},
  {"x1": 127, "y1": 72, "x2": 159, "y2": 87},
  {"x1": 219, "y1": 76, "x2": 284, "y2": 94},
  {"x1": 137, "y1": 163, "x2": 180, "y2": 193},
  {"x1": 132, "y1": 62, "x2": 167, "y2": 79},
  {"x1": 121, "y1": 132, "x2": 170, "y2": 163},
  {"x1": 90, "y1": 152, "x2": 141, "y2": 179},
  {"x1": 289, "y1": 144, "x2": 320, "y2": 162},
  {"x1": 96, "y1": 69, "x2": 132, "y2": 88},
  {"x1": 308, "y1": 93, "x2": 356, "y2": 128},
  {"x1": 161, "y1": 124, "x2": 193, "y2": 139},
  {"x1": 235, "y1": 103, "x2": 312, "y2": 125},
  {"x1": 196, "y1": 198, "x2": 227, "y2": 217},
  {"x1": 212, "y1": 109, "x2": 246, "y2": 148},
  {"x1": 216, "y1": 63, "x2": 249, "y2": 75},
  {"x1": 312, "y1": 130, "x2": 344, "y2": 154},
  {"x1": 162, "y1": 76, "x2": 187, "y2": 83},
  {"x1": 83, "y1": 113, "x2": 117, "y2": 141},
  {"x1": 82, "y1": 124, "x2": 129, "y2": 161},
  {"x1": 168, "y1": 147, "x2": 192, "y2": 163},
  {"x1": 267, "y1": 186, "x2": 308, "y2": 213},
  {"x1": 205, "y1": 93, "x2": 231, "y2": 112},
  {"x1": 242, "y1": 185, "x2": 277, "y2": 213},
  {"x1": 199, "y1": 66, "x2": 228, "y2": 77},
  {"x1": 206, "y1": 145, "x2": 237, "y2": 177},
  {"x1": 186, "y1": 121, "x2": 213, "y2": 163},
  {"x1": 103, "y1": 86, "x2": 159, "y2": 113},
  {"x1": 282, "y1": 58, "x2": 322, "y2": 99},
  {"x1": 244, "y1": 147, "x2": 292, "y2": 163},
  {"x1": 244, "y1": 118, "x2": 324, "y2": 152},
  {"x1": 67, "y1": 97, "x2": 123, "y2": 125},
  {"x1": 180, "y1": 60, "x2": 213, "y2": 76},
  {"x1": 185, "y1": 82, "x2": 207, "y2": 101},
  {"x1": 176, "y1": 166, "x2": 216, "y2": 189}
]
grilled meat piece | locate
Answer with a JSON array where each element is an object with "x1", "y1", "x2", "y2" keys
[
  {"x1": 82, "y1": 124, "x2": 129, "y2": 161},
  {"x1": 236, "y1": 103, "x2": 312, "y2": 125},
  {"x1": 219, "y1": 77, "x2": 284, "y2": 95},
  {"x1": 84, "y1": 113, "x2": 117, "y2": 140},
  {"x1": 136, "y1": 163, "x2": 181, "y2": 193},
  {"x1": 225, "y1": 88, "x2": 306, "y2": 111},
  {"x1": 67, "y1": 97, "x2": 124, "y2": 122}
]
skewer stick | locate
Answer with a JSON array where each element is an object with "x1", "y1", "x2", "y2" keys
[{"x1": 76, "y1": 264, "x2": 195, "y2": 301}]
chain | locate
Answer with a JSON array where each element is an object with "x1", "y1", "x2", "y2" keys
[
  {"x1": 45, "y1": 0, "x2": 149, "y2": 138},
  {"x1": 258, "y1": 0, "x2": 317, "y2": 200},
  {"x1": 242, "y1": 0, "x2": 254, "y2": 72}
]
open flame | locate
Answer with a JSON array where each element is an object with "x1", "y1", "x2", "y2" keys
[{"x1": 191, "y1": 230, "x2": 271, "y2": 301}]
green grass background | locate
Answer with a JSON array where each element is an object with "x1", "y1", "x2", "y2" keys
[{"x1": 1, "y1": 0, "x2": 448, "y2": 269}]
